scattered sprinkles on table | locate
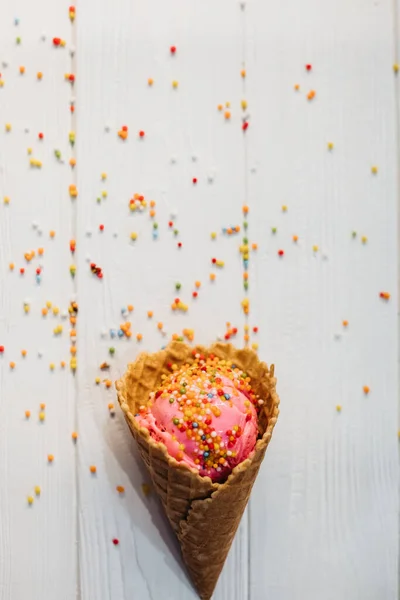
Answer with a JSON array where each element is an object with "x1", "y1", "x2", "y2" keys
[{"x1": 0, "y1": 1, "x2": 394, "y2": 520}]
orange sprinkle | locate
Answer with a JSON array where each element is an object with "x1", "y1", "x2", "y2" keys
[
  {"x1": 240, "y1": 69, "x2": 246, "y2": 78},
  {"x1": 38, "y1": 247, "x2": 44, "y2": 256},
  {"x1": 363, "y1": 386, "x2": 370, "y2": 395},
  {"x1": 9, "y1": 362, "x2": 15, "y2": 369},
  {"x1": 147, "y1": 310, "x2": 153, "y2": 318},
  {"x1": 242, "y1": 205, "x2": 249, "y2": 214},
  {"x1": 19, "y1": 66, "x2": 25, "y2": 74},
  {"x1": 210, "y1": 273, "x2": 216, "y2": 281},
  {"x1": 108, "y1": 403, "x2": 114, "y2": 410},
  {"x1": 252, "y1": 243, "x2": 258, "y2": 250},
  {"x1": 136, "y1": 333, "x2": 143, "y2": 341},
  {"x1": 105, "y1": 380, "x2": 112, "y2": 388},
  {"x1": 195, "y1": 281, "x2": 201, "y2": 288},
  {"x1": 148, "y1": 78, "x2": 154, "y2": 86},
  {"x1": 60, "y1": 361, "x2": 66, "y2": 368},
  {"x1": 89, "y1": 465, "x2": 97, "y2": 474},
  {"x1": 292, "y1": 235, "x2": 298, "y2": 242},
  {"x1": 69, "y1": 158, "x2": 76, "y2": 167},
  {"x1": 21, "y1": 349, "x2": 27, "y2": 357},
  {"x1": 127, "y1": 304, "x2": 134, "y2": 312},
  {"x1": 9, "y1": 263, "x2": 14, "y2": 271},
  {"x1": 294, "y1": 84, "x2": 300, "y2": 90},
  {"x1": 307, "y1": 90, "x2": 316, "y2": 100},
  {"x1": 71, "y1": 432, "x2": 78, "y2": 440},
  {"x1": 342, "y1": 320, "x2": 349, "y2": 327},
  {"x1": 116, "y1": 485, "x2": 125, "y2": 494},
  {"x1": 157, "y1": 322, "x2": 163, "y2": 330},
  {"x1": 37, "y1": 72, "x2": 43, "y2": 80},
  {"x1": 49, "y1": 230, "x2": 56, "y2": 238},
  {"x1": 47, "y1": 454, "x2": 54, "y2": 463},
  {"x1": 25, "y1": 410, "x2": 31, "y2": 419},
  {"x1": 224, "y1": 111, "x2": 231, "y2": 120},
  {"x1": 40, "y1": 403, "x2": 46, "y2": 410}
]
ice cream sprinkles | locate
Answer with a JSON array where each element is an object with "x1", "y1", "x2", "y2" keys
[{"x1": 136, "y1": 352, "x2": 263, "y2": 481}]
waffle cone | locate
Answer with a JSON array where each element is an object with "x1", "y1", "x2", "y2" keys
[{"x1": 116, "y1": 341, "x2": 279, "y2": 600}]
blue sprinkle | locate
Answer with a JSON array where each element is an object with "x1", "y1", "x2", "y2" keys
[
  {"x1": 117, "y1": 329, "x2": 124, "y2": 337},
  {"x1": 110, "y1": 329, "x2": 117, "y2": 338},
  {"x1": 201, "y1": 435, "x2": 206, "y2": 441},
  {"x1": 224, "y1": 393, "x2": 231, "y2": 400},
  {"x1": 243, "y1": 259, "x2": 249, "y2": 269},
  {"x1": 192, "y1": 422, "x2": 198, "y2": 428},
  {"x1": 231, "y1": 364, "x2": 236, "y2": 369},
  {"x1": 35, "y1": 275, "x2": 41, "y2": 284},
  {"x1": 203, "y1": 451, "x2": 210, "y2": 458},
  {"x1": 222, "y1": 228, "x2": 227, "y2": 234},
  {"x1": 152, "y1": 231, "x2": 159, "y2": 240},
  {"x1": 14, "y1": 18, "x2": 20, "y2": 26},
  {"x1": 121, "y1": 307, "x2": 127, "y2": 315},
  {"x1": 207, "y1": 393, "x2": 213, "y2": 398}
]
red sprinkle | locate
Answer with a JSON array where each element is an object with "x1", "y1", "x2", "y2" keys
[
  {"x1": 177, "y1": 242, "x2": 182, "y2": 248},
  {"x1": 139, "y1": 130, "x2": 145, "y2": 138},
  {"x1": 242, "y1": 122, "x2": 249, "y2": 131},
  {"x1": 122, "y1": 125, "x2": 128, "y2": 132},
  {"x1": 20, "y1": 268, "x2": 25, "y2": 275},
  {"x1": 53, "y1": 37, "x2": 61, "y2": 46},
  {"x1": 69, "y1": 74, "x2": 75, "y2": 82},
  {"x1": 0, "y1": 346, "x2": 4, "y2": 353},
  {"x1": 306, "y1": 64, "x2": 312, "y2": 71},
  {"x1": 38, "y1": 132, "x2": 44, "y2": 140},
  {"x1": 253, "y1": 326, "x2": 258, "y2": 333},
  {"x1": 112, "y1": 539, "x2": 119, "y2": 546},
  {"x1": 192, "y1": 178, "x2": 197, "y2": 184},
  {"x1": 278, "y1": 249, "x2": 284, "y2": 256},
  {"x1": 99, "y1": 224, "x2": 104, "y2": 231},
  {"x1": 170, "y1": 46, "x2": 176, "y2": 54},
  {"x1": 168, "y1": 221, "x2": 173, "y2": 228},
  {"x1": 192, "y1": 291, "x2": 198, "y2": 298},
  {"x1": 211, "y1": 258, "x2": 216, "y2": 264}
]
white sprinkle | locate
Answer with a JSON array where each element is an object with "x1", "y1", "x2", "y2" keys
[
  {"x1": 227, "y1": 450, "x2": 232, "y2": 456},
  {"x1": 211, "y1": 431, "x2": 217, "y2": 438}
]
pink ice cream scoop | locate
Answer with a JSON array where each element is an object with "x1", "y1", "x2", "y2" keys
[{"x1": 135, "y1": 358, "x2": 260, "y2": 482}]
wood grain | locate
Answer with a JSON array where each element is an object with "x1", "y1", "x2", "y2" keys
[
  {"x1": 0, "y1": 2, "x2": 77, "y2": 599},
  {"x1": 246, "y1": 1, "x2": 399, "y2": 599}
]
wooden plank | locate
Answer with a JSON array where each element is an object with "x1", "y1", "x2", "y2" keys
[
  {"x1": 0, "y1": 2, "x2": 77, "y2": 599},
  {"x1": 75, "y1": 1, "x2": 249, "y2": 598},
  {"x1": 246, "y1": 0, "x2": 399, "y2": 598}
]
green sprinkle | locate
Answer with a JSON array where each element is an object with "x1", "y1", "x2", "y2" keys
[
  {"x1": 175, "y1": 282, "x2": 181, "y2": 290},
  {"x1": 109, "y1": 347, "x2": 115, "y2": 355}
]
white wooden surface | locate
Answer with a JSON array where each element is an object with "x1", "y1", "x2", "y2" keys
[{"x1": 0, "y1": 1, "x2": 398, "y2": 599}]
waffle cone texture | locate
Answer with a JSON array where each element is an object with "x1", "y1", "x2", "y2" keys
[{"x1": 116, "y1": 341, "x2": 280, "y2": 600}]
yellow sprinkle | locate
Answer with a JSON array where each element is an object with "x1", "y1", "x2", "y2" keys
[
  {"x1": 49, "y1": 363, "x2": 55, "y2": 370},
  {"x1": 241, "y1": 100, "x2": 248, "y2": 110},
  {"x1": 101, "y1": 190, "x2": 107, "y2": 198},
  {"x1": 34, "y1": 486, "x2": 41, "y2": 495},
  {"x1": 371, "y1": 166, "x2": 378, "y2": 174},
  {"x1": 39, "y1": 412, "x2": 45, "y2": 422},
  {"x1": 327, "y1": 142, "x2": 334, "y2": 150},
  {"x1": 27, "y1": 147, "x2": 32, "y2": 155},
  {"x1": 312, "y1": 245, "x2": 319, "y2": 252},
  {"x1": 4, "y1": 196, "x2": 10, "y2": 204},
  {"x1": 5, "y1": 123, "x2": 11, "y2": 132},
  {"x1": 172, "y1": 80, "x2": 179, "y2": 88},
  {"x1": 393, "y1": 63, "x2": 399, "y2": 74},
  {"x1": 282, "y1": 205, "x2": 288, "y2": 212},
  {"x1": 361, "y1": 235, "x2": 368, "y2": 244},
  {"x1": 130, "y1": 232, "x2": 137, "y2": 241},
  {"x1": 141, "y1": 483, "x2": 152, "y2": 497},
  {"x1": 210, "y1": 232, "x2": 217, "y2": 239},
  {"x1": 52, "y1": 306, "x2": 59, "y2": 315},
  {"x1": 101, "y1": 172, "x2": 107, "y2": 180},
  {"x1": 336, "y1": 405, "x2": 342, "y2": 412},
  {"x1": 95, "y1": 377, "x2": 101, "y2": 384},
  {"x1": 251, "y1": 343, "x2": 259, "y2": 350},
  {"x1": 27, "y1": 496, "x2": 34, "y2": 505}
]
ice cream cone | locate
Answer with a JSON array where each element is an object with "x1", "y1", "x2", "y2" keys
[{"x1": 116, "y1": 341, "x2": 279, "y2": 600}]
